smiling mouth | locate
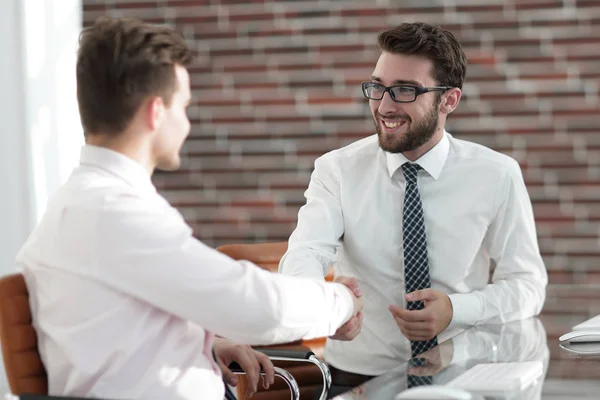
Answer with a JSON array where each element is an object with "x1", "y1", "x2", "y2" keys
[
  {"x1": 383, "y1": 120, "x2": 407, "y2": 128},
  {"x1": 380, "y1": 118, "x2": 409, "y2": 131}
]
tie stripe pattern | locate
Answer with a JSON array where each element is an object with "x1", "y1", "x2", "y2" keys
[
  {"x1": 407, "y1": 357, "x2": 434, "y2": 388},
  {"x1": 402, "y1": 163, "x2": 438, "y2": 358}
]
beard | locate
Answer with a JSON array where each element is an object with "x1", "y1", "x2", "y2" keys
[{"x1": 375, "y1": 104, "x2": 440, "y2": 154}]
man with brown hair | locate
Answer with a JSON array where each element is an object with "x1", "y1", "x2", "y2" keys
[
  {"x1": 280, "y1": 22, "x2": 547, "y2": 383},
  {"x1": 16, "y1": 17, "x2": 363, "y2": 400}
]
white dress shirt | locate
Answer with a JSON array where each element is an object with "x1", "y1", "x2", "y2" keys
[
  {"x1": 279, "y1": 131, "x2": 548, "y2": 375},
  {"x1": 16, "y1": 145, "x2": 355, "y2": 400}
]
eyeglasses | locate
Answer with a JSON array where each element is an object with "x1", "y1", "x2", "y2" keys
[{"x1": 361, "y1": 82, "x2": 454, "y2": 103}]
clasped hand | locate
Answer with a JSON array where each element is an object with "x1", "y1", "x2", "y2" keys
[
  {"x1": 213, "y1": 337, "x2": 274, "y2": 398},
  {"x1": 388, "y1": 288, "x2": 453, "y2": 341},
  {"x1": 330, "y1": 275, "x2": 363, "y2": 341}
]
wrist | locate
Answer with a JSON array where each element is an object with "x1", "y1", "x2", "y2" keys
[
  {"x1": 212, "y1": 337, "x2": 230, "y2": 351},
  {"x1": 445, "y1": 294, "x2": 453, "y2": 329},
  {"x1": 335, "y1": 283, "x2": 356, "y2": 323}
]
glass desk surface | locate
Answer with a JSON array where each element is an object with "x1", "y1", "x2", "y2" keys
[{"x1": 329, "y1": 315, "x2": 600, "y2": 400}]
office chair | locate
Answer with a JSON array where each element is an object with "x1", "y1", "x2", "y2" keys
[
  {"x1": 0, "y1": 273, "x2": 304, "y2": 400},
  {"x1": 216, "y1": 242, "x2": 335, "y2": 400}
]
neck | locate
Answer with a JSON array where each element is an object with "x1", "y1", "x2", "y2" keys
[
  {"x1": 85, "y1": 133, "x2": 155, "y2": 175},
  {"x1": 402, "y1": 127, "x2": 445, "y2": 162}
]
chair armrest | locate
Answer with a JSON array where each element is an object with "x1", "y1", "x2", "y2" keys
[
  {"x1": 252, "y1": 348, "x2": 331, "y2": 400},
  {"x1": 228, "y1": 361, "x2": 300, "y2": 400},
  {"x1": 12, "y1": 363, "x2": 301, "y2": 400},
  {"x1": 11, "y1": 395, "x2": 118, "y2": 400},
  {"x1": 254, "y1": 348, "x2": 315, "y2": 360}
]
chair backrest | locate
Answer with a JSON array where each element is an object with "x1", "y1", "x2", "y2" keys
[
  {"x1": 216, "y1": 242, "x2": 334, "y2": 281},
  {"x1": 216, "y1": 242, "x2": 288, "y2": 273},
  {"x1": 217, "y1": 242, "x2": 328, "y2": 400},
  {"x1": 0, "y1": 273, "x2": 47, "y2": 395}
]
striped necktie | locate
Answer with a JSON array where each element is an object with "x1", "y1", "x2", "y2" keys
[{"x1": 402, "y1": 163, "x2": 438, "y2": 358}]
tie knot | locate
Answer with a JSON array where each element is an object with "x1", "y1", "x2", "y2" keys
[{"x1": 402, "y1": 163, "x2": 421, "y2": 184}]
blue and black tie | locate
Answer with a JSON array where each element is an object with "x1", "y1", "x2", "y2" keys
[
  {"x1": 402, "y1": 163, "x2": 437, "y2": 388},
  {"x1": 402, "y1": 163, "x2": 438, "y2": 357}
]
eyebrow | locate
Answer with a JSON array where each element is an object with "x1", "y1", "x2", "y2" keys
[{"x1": 370, "y1": 75, "x2": 424, "y2": 87}]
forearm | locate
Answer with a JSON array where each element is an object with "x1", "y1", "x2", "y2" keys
[
  {"x1": 279, "y1": 246, "x2": 331, "y2": 279},
  {"x1": 103, "y1": 243, "x2": 354, "y2": 345},
  {"x1": 448, "y1": 276, "x2": 546, "y2": 329},
  {"x1": 96, "y1": 206, "x2": 353, "y2": 345}
]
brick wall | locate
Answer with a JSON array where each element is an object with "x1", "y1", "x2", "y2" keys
[{"x1": 82, "y1": 0, "x2": 600, "y2": 316}]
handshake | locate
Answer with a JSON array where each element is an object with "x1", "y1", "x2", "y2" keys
[
  {"x1": 334, "y1": 276, "x2": 364, "y2": 341},
  {"x1": 332, "y1": 275, "x2": 453, "y2": 343}
]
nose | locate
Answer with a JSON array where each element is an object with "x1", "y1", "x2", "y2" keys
[{"x1": 377, "y1": 91, "x2": 399, "y2": 116}]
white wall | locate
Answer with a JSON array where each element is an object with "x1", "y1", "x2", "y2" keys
[
  {"x1": 0, "y1": 0, "x2": 82, "y2": 393},
  {"x1": 0, "y1": 0, "x2": 31, "y2": 281},
  {"x1": 0, "y1": 0, "x2": 83, "y2": 273}
]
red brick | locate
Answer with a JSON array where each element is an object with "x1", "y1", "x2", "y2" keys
[
  {"x1": 166, "y1": 1, "x2": 210, "y2": 6},
  {"x1": 456, "y1": 5, "x2": 504, "y2": 12},
  {"x1": 530, "y1": 19, "x2": 580, "y2": 27},
  {"x1": 247, "y1": 29, "x2": 296, "y2": 38},
  {"x1": 114, "y1": 2, "x2": 157, "y2": 9},
  {"x1": 209, "y1": 48, "x2": 254, "y2": 57},
  {"x1": 464, "y1": 51, "x2": 498, "y2": 65},
  {"x1": 306, "y1": 97, "x2": 355, "y2": 105},
  {"x1": 220, "y1": 0, "x2": 266, "y2": 4},
  {"x1": 318, "y1": 44, "x2": 365, "y2": 54},
  {"x1": 387, "y1": 6, "x2": 444, "y2": 14},
  {"x1": 175, "y1": 15, "x2": 220, "y2": 24},
  {"x1": 264, "y1": 46, "x2": 310, "y2": 54},
  {"x1": 339, "y1": 8, "x2": 387, "y2": 17},
  {"x1": 303, "y1": 27, "x2": 349, "y2": 35},
  {"x1": 82, "y1": 3, "x2": 108, "y2": 11},
  {"x1": 229, "y1": 12, "x2": 274, "y2": 22}
]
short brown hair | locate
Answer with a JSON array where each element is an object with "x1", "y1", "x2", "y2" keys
[
  {"x1": 76, "y1": 17, "x2": 193, "y2": 136},
  {"x1": 377, "y1": 23, "x2": 467, "y2": 89}
]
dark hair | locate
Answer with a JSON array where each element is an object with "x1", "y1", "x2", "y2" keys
[
  {"x1": 377, "y1": 23, "x2": 467, "y2": 89},
  {"x1": 76, "y1": 17, "x2": 193, "y2": 136}
]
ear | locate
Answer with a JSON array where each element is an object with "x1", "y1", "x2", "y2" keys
[
  {"x1": 439, "y1": 88, "x2": 462, "y2": 115},
  {"x1": 145, "y1": 96, "x2": 166, "y2": 131}
]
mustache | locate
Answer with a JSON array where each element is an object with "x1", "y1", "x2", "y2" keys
[{"x1": 375, "y1": 111, "x2": 411, "y2": 122}]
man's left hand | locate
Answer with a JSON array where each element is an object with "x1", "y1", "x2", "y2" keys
[
  {"x1": 388, "y1": 288, "x2": 453, "y2": 341},
  {"x1": 213, "y1": 338, "x2": 275, "y2": 397}
]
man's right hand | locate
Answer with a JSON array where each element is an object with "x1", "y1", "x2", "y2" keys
[{"x1": 331, "y1": 276, "x2": 364, "y2": 341}]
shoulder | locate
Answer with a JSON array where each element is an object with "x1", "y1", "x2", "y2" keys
[
  {"x1": 315, "y1": 134, "x2": 382, "y2": 171},
  {"x1": 60, "y1": 168, "x2": 185, "y2": 235},
  {"x1": 449, "y1": 135, "x2": 522, "y2": 180}
]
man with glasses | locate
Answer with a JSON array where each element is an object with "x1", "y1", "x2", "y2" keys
[{"x1": 279, "y1": 22, "x2": 548, "y2": 388}]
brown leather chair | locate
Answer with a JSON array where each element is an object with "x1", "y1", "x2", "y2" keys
[
  {"x1": 0, "y1": 273, "x2": 47, "y2": 396},
  {"x1": 217, "y1": 242, "x2": 335, "y2": 400},
  {"x1": 0, "y1": 273, "x2": 303, "y2": 400}
]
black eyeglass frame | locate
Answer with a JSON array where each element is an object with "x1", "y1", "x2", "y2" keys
[{"x1": 361, "y1": 81, "x2": 455, "y2": 103}]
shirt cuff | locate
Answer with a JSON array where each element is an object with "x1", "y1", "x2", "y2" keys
[{"x1": 447, "y1": 292, "x2": 482, "y2": 329}]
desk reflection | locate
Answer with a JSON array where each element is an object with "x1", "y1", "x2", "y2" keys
[{"x1": 332, "y1": 317, "x2": 549, "y2": 400}]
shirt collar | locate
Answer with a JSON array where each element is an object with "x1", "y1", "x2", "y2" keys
[
  {"x1": 79, "y1": 145, "x2": 156, "y2": 194},
  {"x1": 385, "y1": 130, "x2": 450, "y2": 180}
]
